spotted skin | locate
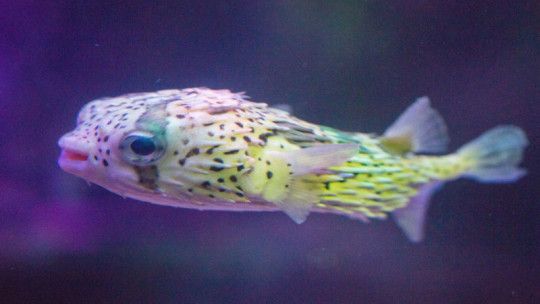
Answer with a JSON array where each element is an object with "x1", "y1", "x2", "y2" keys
[{"x1": 58, "y1": 87, "x2": 526, "y2": 227}]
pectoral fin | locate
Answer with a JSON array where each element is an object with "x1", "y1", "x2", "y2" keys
[
  {"x1": 268, "y1": 143, "x2": 359, "y2": 176},
  {"x1": 266, "y1": 143, "x2": 359, "y2": 223},
  {"x1": 273, "y1": 179, "x2": 319, "y2": 224}
]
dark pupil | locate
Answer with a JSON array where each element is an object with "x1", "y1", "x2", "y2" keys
[{"x1": 130, "y1": 137, "x2": 156, "y2": 156}]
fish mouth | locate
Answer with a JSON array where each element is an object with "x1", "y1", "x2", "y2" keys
[
  {"x1": 58, "y1": 135, "x2": 91, "y2": 173},
  {"x1": 60, "y1": 149, "x2": 89, "y2": 162},
  {"x1": 58, "y1": 148, "x2": 90, "y2": 173}
]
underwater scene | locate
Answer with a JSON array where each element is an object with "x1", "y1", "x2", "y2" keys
[{"x1": 1, "y1": 1, "x2": 538, "y2": 303}]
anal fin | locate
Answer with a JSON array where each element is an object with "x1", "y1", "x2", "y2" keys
[{"x1": 392, "y1": 181, "x2": 443, "y2": 242}]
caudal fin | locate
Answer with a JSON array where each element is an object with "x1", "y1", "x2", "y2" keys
[
  {"x1": 458, "y1": 125, "x2": 528, "y2": 183},
  {"x1": 393, "y1": 125, "x2": 527, "y2": 242}
]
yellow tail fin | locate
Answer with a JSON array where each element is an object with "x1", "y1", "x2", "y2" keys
[{"x1": 458, "y1": 125, "x2": 528, "y2": 183}]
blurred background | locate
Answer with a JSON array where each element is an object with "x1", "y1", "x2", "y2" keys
[{"x1": 1, "y1": 1, "x2": 538, "y2": 303}]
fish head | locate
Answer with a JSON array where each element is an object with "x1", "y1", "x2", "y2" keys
[
  {"x1": 58, "y1": 88, "x2": 261, "y2": 207},
  {"x1": 58, "y1": 92, "x2": 174, "y2": 197}
]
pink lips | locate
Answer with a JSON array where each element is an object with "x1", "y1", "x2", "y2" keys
[{"x1": 61, "y1": 149, "x2": 89, "y2": 162}]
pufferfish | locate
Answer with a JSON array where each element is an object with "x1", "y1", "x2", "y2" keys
[{"x1": 58, "y1": 88, "x2": 528, "y2": 241}]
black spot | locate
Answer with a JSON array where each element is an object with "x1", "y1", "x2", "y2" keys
[
  {"x1": 217, "y1": 178, "x2": 225, "y2": 183},
  {"x1": 201, "y1": 181, "x2": 211, "y2": 188},
  {"x1": 188, "y1": 188, "x2": 193, "y2": 192},
  {"x1": 179, "y1": 158, "x2": 186, "y2": 166},
  {"x1": 106, "y1": 149, "x2": 110, "y2": 155},
  {"x1": 224, "y1": 149, "x2": 239, "y2": 155},
  {"x1": 210, "y1": 166, "x2": 224, "y2": 172},
  {"x1": 208, "y1": 131, "x2": 215, "y2": 137},
  {"x1": 186, "y1": 148, "x2": 199, "y2": 158},
  {"x1": 324, "y1": 182, "x2": 331, "y2": 190},
  {"x1": 235, "y1": 122, "x2": 244, "y2": 128},
  {"x1": 266, "y1": 160, "x2": 271, "y2": 165},
  {"x1": 230, "y1": 175, "x2": 238, "y2": 182},
  {"x1": 218, "y1": 188, "x2": 226, "y2": 192},
  {"x1": 103, "y1": 136, "x2": 109, "y2": 142},
  {"x1": 173, "y1": 150, "x2": 179, "y2": 155},
  {"x1": 214, "y1": 158, "x2": 224, "y2": 163},
  {"x1": 219, "y1": 124, "x2": 225, "y2": 130},
  {"x1": 235, "y1": 192, "x2": 244, "y2": 197},
  {"x1": 94, "y1": 155, "x2": 98, "y2": 161},
  {"x1": 237, "y1": 164, "x2": 244, "y2": 172},
  {"x1": 243, "y1": 136, "x2": 251, "y2": 143},
  {"x1": 206, "y1": 146, "x2": 219, "y2": 154},
  {"x1": 258, "y1": 133, "x2": 272, "y2": 143},
  {"x1": 102, "y1": 159, "x2": 109, "y2": 167},
  {"x1": 231, "y1": 136, "x2": 236, "y2": 141},
  {"x1": 266, "y1": 171, "x2": 273, "y2": 179},
  {"x1": 203, "y1": 122, "x2": 214, "y2": 127},
  {"x1": 209, "y1": 194, "x2": 215, "y2": 198},
  {"x1": 176, "y1": 114, "x2": 185, "y2": 119}
]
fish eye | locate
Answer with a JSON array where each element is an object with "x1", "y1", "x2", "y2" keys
[
  {"x1": 130, "y1": 137, "x2": 156, "y2": 155},
  {"x1": 120, "y1": 132, "x2": 166, "y2": 165}
]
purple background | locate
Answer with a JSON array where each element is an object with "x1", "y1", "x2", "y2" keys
[{"x1": 1, "y1": 1, "x2": 538, "y2": 303}]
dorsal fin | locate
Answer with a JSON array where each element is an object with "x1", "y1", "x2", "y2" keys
[
  {"x1": 392, "y1": 181, "x2": 443, "y2": 242},
  {"x1": 381, "y1": 97, "x2": 449, "y2": 154}
]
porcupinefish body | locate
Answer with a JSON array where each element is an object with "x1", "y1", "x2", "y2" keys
[{"x1": 58, "y1": 88, "x2": 528, "y2": 241}]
